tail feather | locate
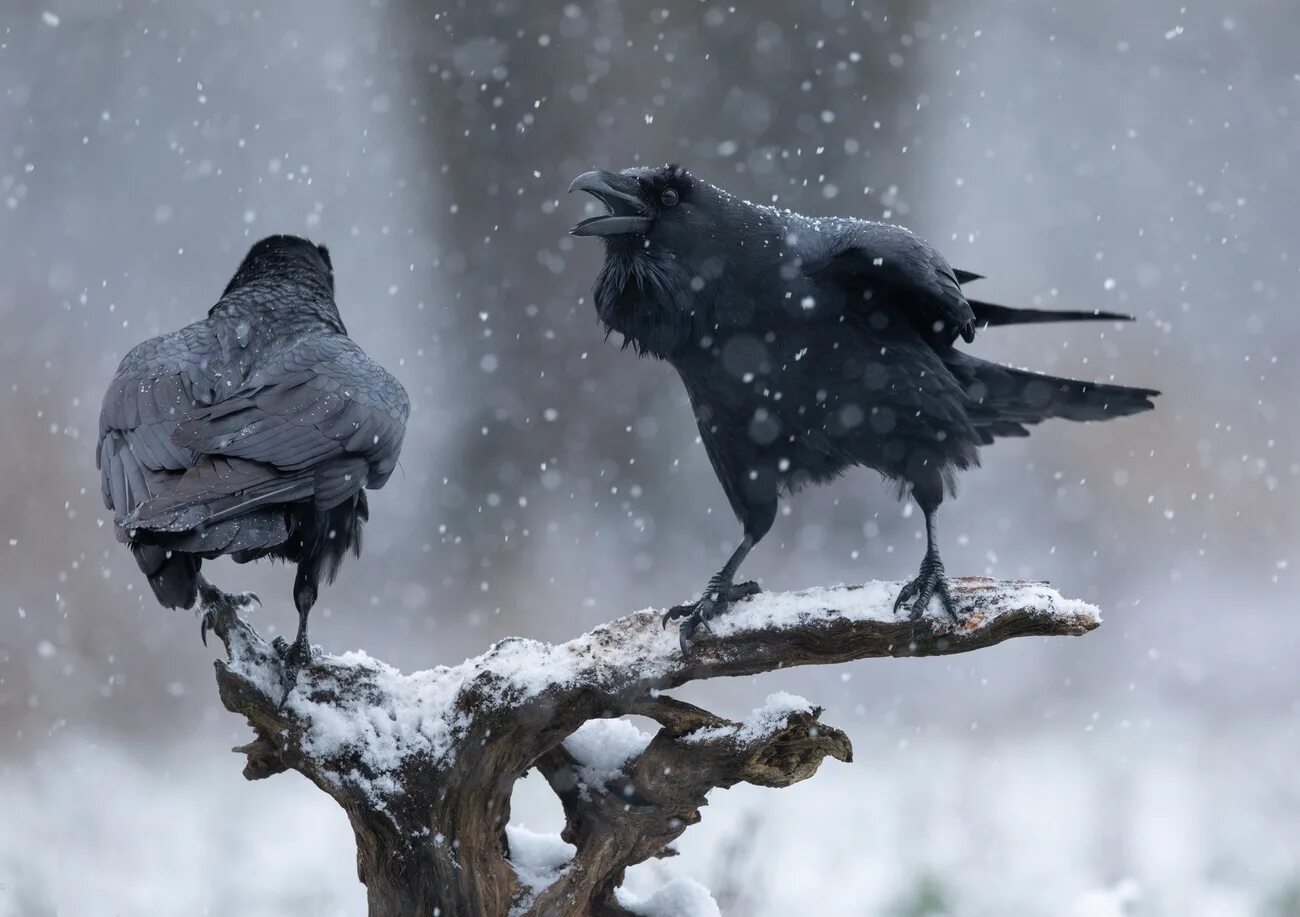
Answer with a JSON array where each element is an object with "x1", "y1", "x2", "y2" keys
[
  {"x1": 131, "y1": 543, "x2": 200, "y2": 609},
  {"x1": 946, "y1": 353, "x2": 1158, "y2": 441},
  {"x1": 970, "y1": 299, "x2": 1134, "y2": 328},
  {"x1": 127, "y1": 457, "x2": 312, "y2": 534}
]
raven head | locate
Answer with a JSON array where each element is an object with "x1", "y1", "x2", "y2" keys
[
  {"x1": 568, "y1": 163, "x2": 705, "y2": 246},
  {"x1": 219, "y1": 234, "x2": 343, "y2": 330},
  {"x1": 226, "y1": 234, "x2": 333, "y2": 291},
  {"x1": 569, "y1": 164, "x2": 754, "y2": 356}
]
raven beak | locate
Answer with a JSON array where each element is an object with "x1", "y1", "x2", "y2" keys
[{"x1": 568, "y1": 170, "x2": 652, "y2": 237}]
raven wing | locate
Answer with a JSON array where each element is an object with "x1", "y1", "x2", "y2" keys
[
  {"x1": 801, "y1": 221, "x2": 977, "y2": 346},
  {"x1": 98, "y1": 321, "x2": 221, "y2": 529},
  {"x1": 131, "y1": 334, "x2": 409, "y2": 532}
]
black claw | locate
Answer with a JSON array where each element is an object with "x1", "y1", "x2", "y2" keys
[
  {"x1": 935, "y1": 582, "x2": 959, "y2": 623},
  {"x1": 195, "y1": 585, "x2": 260, "y2": 648},
  {"x1": 278, "y1": 638, "x2": 311, "y2": 708},
  {"x1": 662, "y1": 603, "x2": 693, "y2": 628},
  {"x1": 894, "y1": 558, "x2": 959, "y2": 625},
  {"x1": 674, "y1": 609, "x2": 704, "y2": 652},
  {"x1": 665, "y1": 578, "x2": 759, "y2": 654}
]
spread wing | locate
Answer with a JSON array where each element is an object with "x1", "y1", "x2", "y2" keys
[
  {"x1": 99, "y1": 328, "x2": 408, "y2": 535},
  {"x1": 801, "y1": 221, "x2": 977, "y2": 347}
]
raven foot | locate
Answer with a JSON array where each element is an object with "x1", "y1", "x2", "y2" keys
[
  {"x1": 663, "y1": 580, "x2": 761, "y2": 652},
  {"x1": 197, "y1": 584, "x2": 260, "y2": 647},
  {"x1": 271, "y1": 633, "x2": 315, "y2": 707},
  {"x1": 893, "y1": 555, "x2": 959, "y2": 625}
]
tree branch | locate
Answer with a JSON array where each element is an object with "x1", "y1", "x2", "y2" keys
[{"x1": 206, "y1": 577, "x2": 1099, "y2": 916}]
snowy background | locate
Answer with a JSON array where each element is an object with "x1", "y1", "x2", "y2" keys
[{"x1": 1, "y1": 1, "x2": 1297, "y2": 914}]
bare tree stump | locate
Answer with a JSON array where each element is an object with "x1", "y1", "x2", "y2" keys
[{"x1": 206, "y1": 578, "x2": 1099, "y2": 916}]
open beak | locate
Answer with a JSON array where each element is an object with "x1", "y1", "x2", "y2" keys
[{"x1": 568, "y1": 170, "x2": 652, "y2": 237}]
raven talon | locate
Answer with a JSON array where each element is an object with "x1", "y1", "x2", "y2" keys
[
  {"x1": 674, "y1": 595, "x2": 726, "y2": 653},
  {"x1": 277, "y1": 638, "x2": 312, "y2": 707},
  {"x1": 677, "y1": 610, "x2": 713, "y2": 653},
  {"x1": 662, "y1": 603, "x2": 695, "y2": 628},
  {"x1": 725, "y1": 580, "x2": 762, "y2": 602},
  {"x1": 894, "y1": 562, "x2": 956, "y2": 625},
  {"x1": 893, "y1": 580, "x2": 919, "y2": 614},
  {"x1": 666, "y1": 575, "x2": 757, "y2": 650},
  {"x1": 197, "y1": 586, "x2": 261, "y2": 647},
  {"x1": 934, "y1": 580, "x2": 959, "y2": 624}
]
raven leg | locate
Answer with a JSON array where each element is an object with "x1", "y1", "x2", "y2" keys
[
  {"x1": 664, "y1": 500, "x2": 775, "y2": 652},
  {"x1": 276, "y1": 562, "x2": 319, "y2": 706},
  {"x1": 893, "y1": 487, "x2": 959, "y2": 624},
  {"x1": 196, "y1": 575, "x2": 260, "y2": 646}
]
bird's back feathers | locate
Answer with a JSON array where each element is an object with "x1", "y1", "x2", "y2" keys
[{"x1": 97, "y1": 235, "x2": 408, "y2": 610}]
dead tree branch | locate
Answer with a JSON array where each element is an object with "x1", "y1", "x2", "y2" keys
[{"x1": 205, "y1": 577, "x2": 1099, "y2": 916}]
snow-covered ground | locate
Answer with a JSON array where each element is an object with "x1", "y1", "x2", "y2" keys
[{"x1": 3, "y1": 713, "x2": 1297, "y2": 917}]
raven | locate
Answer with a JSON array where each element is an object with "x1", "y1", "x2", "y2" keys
[
  {"x1": 569, "y1": 165, "x2": 1157, "y2": 649},
  {"x1": 97, "y1": 235, "x2": 409, "y2": 689}
]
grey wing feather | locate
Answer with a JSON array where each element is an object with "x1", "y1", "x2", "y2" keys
[
  {"x1": 98, "y1": 324, "x2": 217, "y2": 526},
  {"x1": 167, "y1": 335, "x2": 408, "y2": 514},
  {"x1": 99, "y1": 324, "x2": 408, "y2": 533},
  {"x1": 128, "y1": 457, "x2": 314, "y2": 531}
]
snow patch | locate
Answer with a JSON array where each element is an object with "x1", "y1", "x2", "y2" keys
[
  {"x1": 683, "y1": 691, "x2": 814, "y2": 745},
  {"x1": 288, "y1": 651, "x2": 473, "y2": 773},
  {"x1": 616, "y1": 877, "x2": 721, "y2": 917},
  {"x1": 563, "y1": 718, "x2": 654, "y2": 792},
  {"x1": 707, "y1": 579, "x2": 1099, "y2": 637},
  {"x1": 506, "y1": 825, "x2": 574, "y2": 911}
]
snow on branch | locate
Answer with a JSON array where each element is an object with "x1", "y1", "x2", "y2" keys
[{"x1": 205, "y1": 577, "x2": 1098, "y2": 917}]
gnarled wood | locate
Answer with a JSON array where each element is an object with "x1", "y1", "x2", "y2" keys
[{"x1": 206, "y1": 577, "x2": 1099, "y2": 916}]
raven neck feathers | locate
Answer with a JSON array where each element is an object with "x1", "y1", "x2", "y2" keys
[
  {"x1": 593, "y1": 245, "x2": 700, "y2": 359},
  {"x1": 590, "y1": 186, "x2": 794, "y2": 360},
  {"x1": 218, "y1": 239, "x2": 343, "y2": 334},
  {"x1": 212, "y1": 277, "x2": 347, "y2": 337}
]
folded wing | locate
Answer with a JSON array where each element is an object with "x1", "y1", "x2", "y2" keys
[
  {"x1": 100, "y1": 333, "x2": 408, "y2": 537},
  {"x1": 803, "y1": 222, "x2": 977, "y2": 346}
]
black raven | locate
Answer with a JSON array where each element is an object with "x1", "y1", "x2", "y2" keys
[
  {"x1": 569, "y1": 165, "x2": 1157, "y2": 648},
  {"x1": 97, "y1": 235, "x2": 409, "y2": 689}
]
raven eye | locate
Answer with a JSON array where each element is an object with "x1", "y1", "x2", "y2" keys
[{"x1": 660, "y1": 188, "x2": 679, "y2": 208}]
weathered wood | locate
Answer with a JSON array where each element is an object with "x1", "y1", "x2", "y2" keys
[{"x1": 206, "y1": 577, "x2": 1099, "y2": 916}]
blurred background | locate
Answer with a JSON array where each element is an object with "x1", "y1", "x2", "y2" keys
[{"x1": 1, "y1": 0, "x2": 1297, "y2": 914}]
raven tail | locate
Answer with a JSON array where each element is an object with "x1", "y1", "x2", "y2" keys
[
  {"x1": 131, "y1": 543, "x2": 201, "y2": 609},
  {"x1": 946, "y1": 353, "x2": 1158, "y2": 443},
  {"x1": 970, "y1": 299, "x2": 1134, "y2": 328}
]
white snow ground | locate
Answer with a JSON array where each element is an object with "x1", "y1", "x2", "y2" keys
[{"x1": 3, "y1": 713, "x2": 1297, "y2": 917}]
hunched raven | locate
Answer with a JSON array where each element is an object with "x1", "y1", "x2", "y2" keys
[
  {"x1": 569, "y1": 165, "x2": 1157, "y2": 649},
  {"x1": 98, "y1": 235, "x2": 409, "y2": 687}
]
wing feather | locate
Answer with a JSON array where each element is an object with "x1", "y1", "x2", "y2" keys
[
  {"x1": 803, "y1": 221, "x2": 977, "y2": 346},
  {"x1": 100, "y1": 324, "x2": 408, "y2": 537}
]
